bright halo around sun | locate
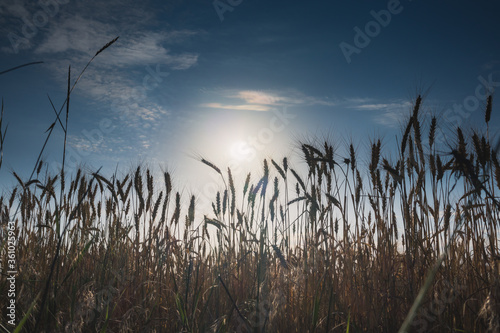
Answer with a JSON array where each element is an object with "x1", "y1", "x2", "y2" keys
[
  {"x1": 183, "y1": 109, "x2": 263, "y2": 171},
  {"x1": 182, "y1": 105, "x2": 294, "y2": 180},
  {"x1": 229, "y1": 140, "x2": 256, "y2": 162}
]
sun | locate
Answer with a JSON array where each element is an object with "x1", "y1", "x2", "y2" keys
[{"x1": 229, "y1": 140, "x2": 256, "y2": 162}]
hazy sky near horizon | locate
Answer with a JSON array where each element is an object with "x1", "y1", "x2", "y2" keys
[{"x1": 0, "y1": 0, "x2": 500, "y2": 198}]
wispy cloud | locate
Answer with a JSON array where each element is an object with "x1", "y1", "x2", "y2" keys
[
  {"x1": 0, "y1": 0, "x2": 31, "y2": 18},
  {"x1": 1, "y1": 1, "x2": 200, "y2": 153},
  {"x1": 355, "y1": 102, "x2": 410, "y2": 111},
  {"x1": 200, "y1": 102, "x2": 271, "y2": 112},
  {"x1": 201, "y1": 89, "x2": 336, "y2": 112},
  {"x1": 199, "y1": 89, "x2": 410, "y2": 129},
  {"x1": 35, "y1": 19, "x2": 199, "y2": 70},
  {"x1": 347, "y1": 100, "x2": 412, "y2": 128},
  {"x1": 234, "y1": 90, "x2": 285, "y2": 105}
]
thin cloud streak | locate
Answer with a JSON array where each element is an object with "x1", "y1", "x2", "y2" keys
[
  {"x1": 200, "y1": 103, "x2": 271, "y2": 112},
  {"x1": 201, "y1": 89, "x2": 337, "y2": 113},
  {"x1": 199, "y1": 90, "x2": 412, "y2": 129}
]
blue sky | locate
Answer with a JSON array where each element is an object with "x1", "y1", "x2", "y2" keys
[{"x1": 0, "y1": 0, "x2": 499, "y2": 205}]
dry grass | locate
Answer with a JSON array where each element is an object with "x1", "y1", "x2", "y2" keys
[{"x1": 0, "y1": 46, "x2": 499, "y2": 332}]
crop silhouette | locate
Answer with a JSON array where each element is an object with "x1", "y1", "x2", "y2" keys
[{"x1": 1, "y1": 41, "x2": 499, "y2": 332}]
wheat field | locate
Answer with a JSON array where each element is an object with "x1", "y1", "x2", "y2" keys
[{"x1": 1, "y1": 40, "x2": 499, "y2": 332}]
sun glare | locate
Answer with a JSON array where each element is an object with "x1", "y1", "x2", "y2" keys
[{"x1": 229, "y1": 140, "x2": 255, "y2": 162}]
